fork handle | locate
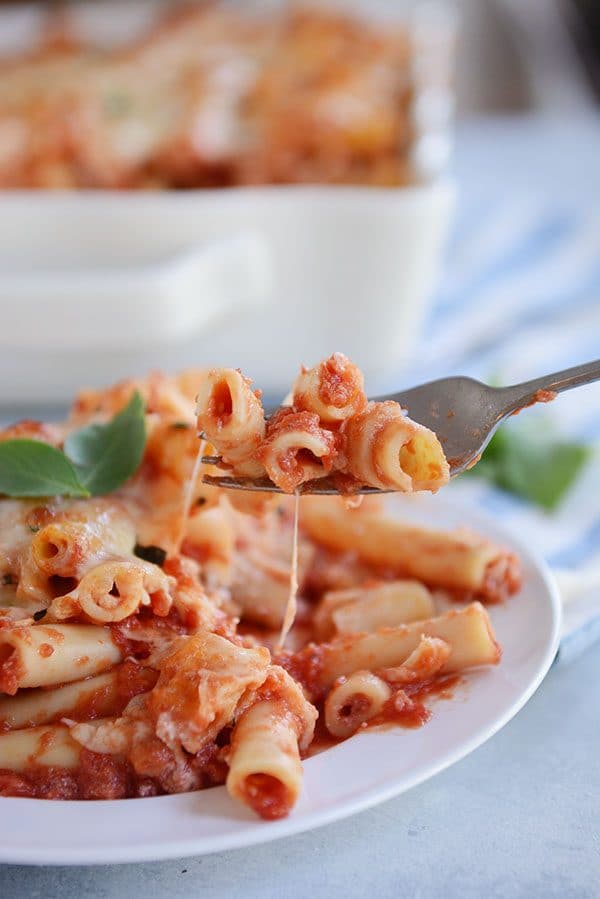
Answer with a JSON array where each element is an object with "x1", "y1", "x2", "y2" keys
[{"x1": 499, "y1": 359, "x2": 600, "y2": 412}]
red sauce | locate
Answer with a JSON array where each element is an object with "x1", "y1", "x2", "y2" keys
[
  {"x1": 116, "y1": 660, "x2": 158, "y2": 705},
  {"x1": 110, "y1": 606, "x2": 188, "y2": 659},
  {"x1": 78, "y1": 748, "x2": 130, "y2": 800},
  {"x1": 38, "y1": 643, "x2": 54, "y2": 658},
  {"x1": 482, "y1": 553, "x2": 522, "y2": 604},
  {"x1": 0, "y1": 647, "x2": 23, "y2": 696},
  {"x1": 276, "y1": 644, "x2": 325, "y2": 702},
  {"x1": 241, "y1": 773, "x2": 293, "y2": 821},
  {"x1": 307, "y1": 714, "x2": 340, "y2": 756},
  {"x1": 0, "y1": 771, "x2": 36, "y2": 797},
  {"x1": 25, "y1": 505, "x2": 56, "y2": 532},
  {"x1": 370, "y1": 674, "x2": 461, "y2": 730},
  {"x1": 0, "y1": 753, "x2": 135, "y2": 801},
  {"x1": 179, "y1": 540, "x2": 230, "y2": 586},
  {"x1": 163, "y1": 556, "x2": 205, "y2": 590},
  {"x1": 0, "y1": 421, "x2": 60, "y2": 445},
  {"x1": 193, "y1": 740, "x2": 229, "y2": 788},
  {"x1": 535, "y1": 389, "x2": 557, "y2": 403},
  {"x1": 512, "y1": 389, "x2": 557, "y2": 415},
  {"x1": 317, "y1": 353, "x2": 364, "y2": 410},
  {"x1": 207, "y1": 379, "x2": 233, "y2": 428},
  {"x1": 66, "y1": 682, "x2": 116, "y2": 723},
  {"x1": 257, "y1": 409, "x2": 339, "y2": 492},
  {"x1": 109, "y1": 625, "x2": 152, "y2": 661},
  {"x1": 42, "y1": 627, "x2": 66, "y2": 644}
]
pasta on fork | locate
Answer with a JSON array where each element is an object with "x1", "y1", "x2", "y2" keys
[
  {"x1": 0, "y1": 359, "x2": 520, "y2": 818},
  {"x1": 196, "y1": 353, "x2": 450, "y2": 494}
]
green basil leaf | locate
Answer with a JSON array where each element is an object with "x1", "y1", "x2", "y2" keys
[
  {"x1": 64, "y1": 392, "x2": 146, "y2": 496},
  {"x1": 0, "y1": 440, "x2": 90, "y2": 498},
  {"x1": 466, "y1": 422, "x2": 591, "y2": 510}
]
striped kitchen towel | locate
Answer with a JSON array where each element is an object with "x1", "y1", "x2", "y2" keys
[{"x1": 414, "y1": 195, "x2": 600, "y2": 661}]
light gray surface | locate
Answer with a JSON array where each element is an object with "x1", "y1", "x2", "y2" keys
[{"x1": 1, "y1": 644, "x2": 599, "y2": 898}]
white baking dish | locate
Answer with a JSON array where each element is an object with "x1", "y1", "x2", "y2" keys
[{"x1": 0, "y1": 181, "x2": 454, "y2": 404}]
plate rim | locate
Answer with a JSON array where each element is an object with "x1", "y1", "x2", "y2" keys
[{"x1": 0, "y1": 496, "x2": 562, "y2": 866}]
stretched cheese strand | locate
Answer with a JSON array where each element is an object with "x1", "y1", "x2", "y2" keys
[{"x1": 277, "y1": 492, "x2": 300, "y2": 650}]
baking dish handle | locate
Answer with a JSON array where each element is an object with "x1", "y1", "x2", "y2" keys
[{"x1": 0, "y1": 232, "x2": 272, "y2": 350}]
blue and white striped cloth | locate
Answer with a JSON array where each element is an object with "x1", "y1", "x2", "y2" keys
[{"x1": 411, "y1": 195, "x2": 600, "y2": 662}]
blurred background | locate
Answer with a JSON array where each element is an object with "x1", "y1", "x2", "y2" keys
[
  {"x1": 1, "y1": 0, "x2": 599, "y2": 113},
  {"x1": 0, "y1": 0, "x2": 598, "y2": 420}
]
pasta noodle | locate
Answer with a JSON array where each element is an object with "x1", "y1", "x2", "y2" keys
[
  {"x1": 29, "y1": 503, "x2": 136, "y2": 578},
  {"x1": 316, "y1": 603, "x2": 501, "y2": 691},
  {"x1": 324, "y1": 671, "x2": 391, "y2": 738},
  {"x1": 229, "y1": 505, "x2": 315, "y2": 628},
  {"x1": 257, "y1": 409, "x2": 338, "y2": 493},
  {"x1": 0, "y1": 671, "x2": 118, "y2": 731},
  {"x1": 199, "y1": 355, "x2": 451, "y2": 495},
  {"x1": 293, "y1": 353, "x2": 367, "y2": 423},
  {"x1": 0, "y1": 726, "x2": 81, "y2": 771},
  {"x1": 302, "y1": 497, "x2": 521, "y2": 602},
  {"x1": 315, "y1": 580, "x2": 435, "y2": 639},
  {"x1": 341, "y1": 401, "x2": 450, "y2": 492},
  {"x1": 0, "y1": 624, "x2": 122, "y2": 695},
  {"x1": 47, "y1": 559, "x2": 174, "y2": 624},
  {"x1": 226, "y1": 667, "x2": 316, "y2": 819},
  {"x1": 181, "y1": 502, "x2": 235, "y2": 587},
  {"x1": 196, "y1": 369, "x2": 266, "y2": 478}
]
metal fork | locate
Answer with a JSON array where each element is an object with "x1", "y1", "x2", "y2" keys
[{"x1": 202, "y1": 359, "x2": 600, "y2": 495}]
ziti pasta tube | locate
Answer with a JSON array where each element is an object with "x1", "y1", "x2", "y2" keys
[
  {"x1": 196, "y1": 368, "x2": 266, "y2": 478},
  {"x1": 283, "y1": 603, "x2": 501, "y2": 699},
  {"x1": 0, "y1": 725, "x2": 81, "y2": 771},
  {"x1": 293, "y1": 353, "x2": 367, "y2": 423},
  {"x1": 301, "y1": 497, "x2": 521, "y2": 602},
  {"x1": 319, "y1": 603, "x2": 500, "y2": 688},
  {"x1": 324, "y1": 671, "x2": 392, "y2": 738},
  {"x1": 315, "y1": 580, "x2": 435, "y2": 639},
  {"x1": 0, "y1": 665, "x2": 156, "y2": 731},
  {"x1": 47, "y1": 559, "x2": 174, "y2": 624},
  {"x1": 226, "y1": 667, "x2": 317, "y2": 820},
  {"x1": 0, "y1": 624, "x2": 122, "y2": 695},
  {"x1": 341, "y1": 401, "x2": 450, "y2": 492},
  {"x1": 257, "y1": 409, "x2": 338, "y2": 492},
  {"x1": 30, "y1": 502, "x2": 136, "y2": 578}
]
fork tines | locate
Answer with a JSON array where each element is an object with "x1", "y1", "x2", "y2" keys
[{"x1": 201, "y1": 472, "x2": 386, "y2": 496}]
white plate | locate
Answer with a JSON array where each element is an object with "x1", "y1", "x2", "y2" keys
[{"x1": 0, "y1": 493, "x2": 561, "y2": 866}]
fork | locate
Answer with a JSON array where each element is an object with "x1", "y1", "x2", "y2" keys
[{"x1": 201, "y1": 359, "x2": 600, "y2": 495}]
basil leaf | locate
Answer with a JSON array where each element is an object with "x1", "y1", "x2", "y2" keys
[
  {"x1": 0, "y1": 440, "x2": 89, "y2": 498},
  {"x1": 466, "y1": 422, "x2": 591, "y2": 510},
  {"x1": 64, "y1": 392, "x2": 146, "y2": 496}
]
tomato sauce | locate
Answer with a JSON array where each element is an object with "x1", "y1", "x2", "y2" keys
[
  {"x1": 0, "y1": 752, "x2": 133, "y2": 801},
  {"x1": 276, "y1": 644, "x2": 326, "y2": 702},
  {"x1": 318, "y1": 354, "x2": 363, "y2": 410},
  {"x1": 0, "y1": 648, "x2": 23, "y2": 696},
  {"x1": 241, "y1": 773, "x2": 293, "y2": 821},
  {"x1": 307, "y1": 674, "x2": 461, "y2": 757},
  {"x1": 370, "y1": 674, "x2": 461, "y2": 729}
]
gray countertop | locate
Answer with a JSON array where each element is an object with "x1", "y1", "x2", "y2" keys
[{"x1": 1, "y1": 644, "x2": 598, "y2": 899}]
